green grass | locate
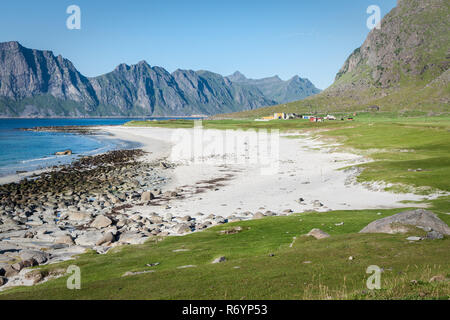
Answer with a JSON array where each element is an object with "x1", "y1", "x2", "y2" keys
[
  {"x1": 316, "y1": 119, "x2": 450, "y2": 194},
  {"x1": 1, "y1": 208, "x2": 449, "y2": 300}
]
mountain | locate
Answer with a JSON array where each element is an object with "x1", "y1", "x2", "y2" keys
[
  {"x1": 219, "y1": 0, "x2": 449, "y2": 118},
  {"x1": 226, "y1": 71, "x2": 321, "y2": 104},
  {"x1": 0, "y1": 41, "x2": 98, "y2": 117},
  {"x1": 0, "y1": 42, "x2": 318, "y2": 117},
  {"x1": 326, "y1": 0, "x2": 449, "y2": 109}
]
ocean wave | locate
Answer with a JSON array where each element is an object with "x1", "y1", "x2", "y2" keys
[{"x1": 22, "y1": 156, "x2": 57, "y2": 163}]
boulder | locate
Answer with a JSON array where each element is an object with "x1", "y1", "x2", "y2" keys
[
  {"x1": 95, "y1": 232, "x2": 115, "y2": 246},
  {"x1": 252, "y1": 212, "x2": 265, "y2": 219},
  {"x1": 360, "y1": 209, "x2": 450, "y2": 235},
  {"x1": 19, "y1": 250, "x2": 49, "y2": 264},
  {"x1": 55, "y1": 235, "x2": 75, "y2": 245},
  {"x1": 312, "y1": 200, "x2": 324, "y2": 207},
  {"x1": 179, "y1": 215, "x2": 192, "y2": 222},
  {"x1": 22, "y1": 259, "x2": 38, "y2": 268},
  {"x1": 159, "y1": 161, "x2": 170, "y2": 169},
  {"x1": 11, "y1": 261, "x2": 24, "y2": 272},
  {"x1": 141, "y1": 191, "x2": 155, "y2": 202},
  {"x1": 116, "y1": 219, "x2": 128, "y2": 228},
  {"x1": 2, "y1": 265, "x2": 19, "y2": 277},
  {"x1": 24, "y1": 270, "x2": 44, "y2": 284},
  {"x1": 149, "y1": 216, "x2": 163, "y2": 224},
  {"x1": 117, "y1": 232, "x2": 148, "y2": 245},
  {"x1": 0, "y1": 276, "x2": 6, "y2": 286},
  {"x1": 175, "y1": 223, "x2": 191, "y2": 234},
  {"x1": 55, "y1": 150, "x2": 72, "y2": 155},
  {"x1": 68, "y1": 211, "x2": 92, "y2": 221},
  {"x1": 90, "y1": 215, "x2": 112, "y2": 229},
  {"x1": 426, "y1": 231, "x2": 444, "y2": 240},
  {"x1": 163, "y1": 191, "x2": 178, "y2": 198},
  {"x1": 75, "y1": 231, "x2": 103, "y2": 246},
  {"x1": 306, "y1": 228, "x2": 330, "y2": 240},
  {"x1": 214, "y1": 216, "x2": 227, "y2": 224},
  {"x1": 212, "y1": 256, "x2": 226, "y2": 264}
]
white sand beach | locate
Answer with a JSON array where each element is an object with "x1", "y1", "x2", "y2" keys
[{"x1": 101, "y1": 125, "x2": 436, "y2": 220}]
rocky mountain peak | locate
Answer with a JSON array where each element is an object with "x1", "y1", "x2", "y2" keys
[
  {"x1": 0, "y1": 41, "x2": 21, "y2": 50},
  {"x1": 228, "y1": 71, "x2": 248, "y2": 82}
]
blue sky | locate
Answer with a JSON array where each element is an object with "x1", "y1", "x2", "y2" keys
[{"x1": 0, "y1": 0, "x2": 397, "y2": 89}]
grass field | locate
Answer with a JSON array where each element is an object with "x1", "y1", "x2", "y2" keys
[
  {"x1": 1, "y1": 208, "x2": 449, "y2": 300},
  {"x1": 1, "y1": 113, "x2": 449, "y2": 299}
]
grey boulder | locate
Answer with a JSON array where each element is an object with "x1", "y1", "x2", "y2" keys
[
  {"x1": 360, "y1": 209, "x2": 450, "y2": 235},
  {"x1": 95, "y1": 232, "x2": 115, "y2": 246},
  {"x1": 19, "y1": 250, "x2": 49, "y2": 264},
  {"x1": 141, "y1": 191, "x2": 155, "y2": 202},
  {"x1": 306, "y1": 228, "x2": 330, "y2": 240},
  {"x1": 75, "y1": 231, "x2": 103, "y2": 247},
  {"x1": 90, "y1": 215, "x2": 113, "y2": 229}
]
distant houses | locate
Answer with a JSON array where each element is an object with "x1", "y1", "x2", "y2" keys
[
  {"x1": 258, "y1": 113, "x2": 303, "y2": 121},
  {"x1": 255, "y1": 112, "x2": 355, "y2": 122}
]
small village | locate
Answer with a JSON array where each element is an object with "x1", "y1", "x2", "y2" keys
[{"x1": 256, "y1": 112, "x2": 356, "y2": 122}]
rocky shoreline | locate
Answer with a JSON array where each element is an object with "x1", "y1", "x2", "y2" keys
[
  {"x1": 0, "y1": 148, "x2": 179, "y2": 288},
  {"x1": 19, "y1": 125, "x2": 104, "y2": 135}
]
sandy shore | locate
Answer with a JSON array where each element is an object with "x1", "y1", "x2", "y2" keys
[{"x1": 102, "y1": 125, "x2": 436, "y2": 220}]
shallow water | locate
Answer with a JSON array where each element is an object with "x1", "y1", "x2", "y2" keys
[{"x1": 0, "y1": 118, "x2": 148, "y2": 176}]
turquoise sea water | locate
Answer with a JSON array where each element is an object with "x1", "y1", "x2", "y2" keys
[{"x1": 0, "y1": 118, "x2": 167, "y2": 177}]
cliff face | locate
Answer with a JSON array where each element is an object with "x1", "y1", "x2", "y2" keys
[
  {"x1": 329, "y1": 0, "x2": 449, "y2": 101},
  {"x1": 0, "y1": 42, "x2": 318, "y2": 117},
  {"x1": 0, "y1": 41, "x2": 98, "y2": 111}
]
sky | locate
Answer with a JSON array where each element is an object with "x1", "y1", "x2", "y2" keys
[{"x1": 0, "y1": 0, "x2": 397, "y2": 90}]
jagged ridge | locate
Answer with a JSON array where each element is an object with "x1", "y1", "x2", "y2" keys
[{"x1": 0, "y1": 42, "x2": 318, "y2": 117}]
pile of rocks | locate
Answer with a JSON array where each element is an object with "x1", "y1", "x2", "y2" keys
[{"x1": 0, "y1": 149, "x2": 174, "y2": 287}]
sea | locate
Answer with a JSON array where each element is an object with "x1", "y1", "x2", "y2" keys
[{"x1": 0, "y1": 118, "x2": 181, "y2": 178}]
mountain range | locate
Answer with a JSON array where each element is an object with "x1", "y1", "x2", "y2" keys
[
  {"x1": 226, "y1": 71, "x2": 320, "y2": 104},
  {"x1": 0, "y1": 41, "x2": 320, "y2": 117},
  {"x1": 219, "y1": 0, "x2": 449, "y2": 118}
]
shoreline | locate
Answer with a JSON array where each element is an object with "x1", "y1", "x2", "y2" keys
[{"x1": 0, "y1": 125, "x2": 142, "y2": 185}]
